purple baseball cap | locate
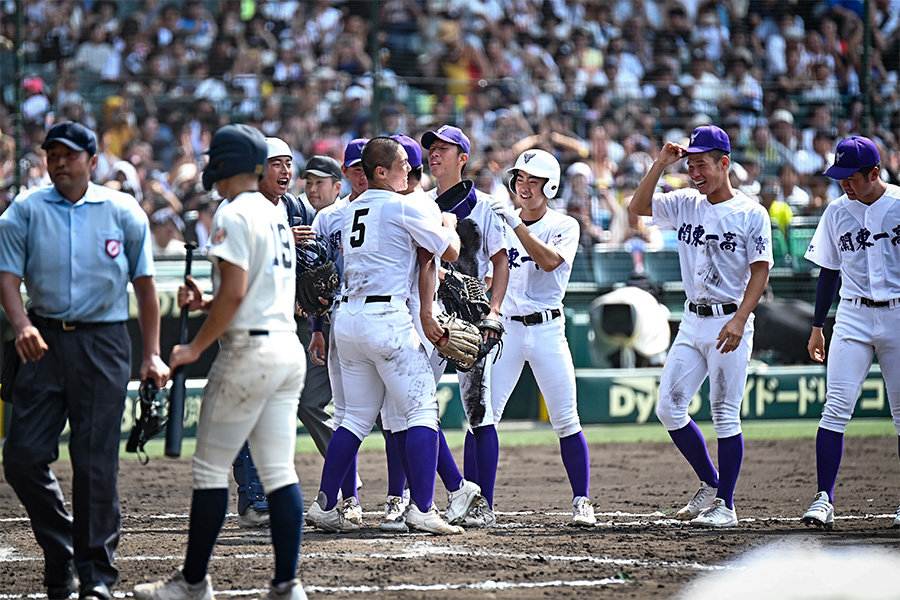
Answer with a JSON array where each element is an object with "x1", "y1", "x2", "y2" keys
[
  {"x1": 686, "y1": 124, "x2": 731, "y2": 153},
  {"x1": 421, "y1": 125, "x2": 471, "y2": 155},
  {"x1": 343, "y1": 137, "x2": 368, "y2": 167},
  {"x1": 823, "y1": 136, "x2": 880, "y2": 179},
  {"x1": 391, "y1": 134, "x2": 422, "y2": 168}
]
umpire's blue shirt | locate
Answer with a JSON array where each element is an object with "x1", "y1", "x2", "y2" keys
[{"x1": 0, "y1": 182, "x2": 155, "y2": 322}]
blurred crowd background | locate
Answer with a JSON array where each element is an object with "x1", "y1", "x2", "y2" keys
[{"x1": 1, "y1": 0, "x2": 900, "y2": 265}]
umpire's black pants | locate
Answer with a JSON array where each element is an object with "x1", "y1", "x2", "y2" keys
[
  {"x1": 295, "y1": 316, "x2": 333, "y2": 457},
  {"x1": 3, "y1": 322, "x2": 130, "y2": 589}
]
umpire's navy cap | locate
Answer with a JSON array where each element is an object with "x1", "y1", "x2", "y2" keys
[
  {"x1": 824, "y1": 136, "x2": 880, "y2": 179},
  {"x1": 42, "y1": 122, "x2": 97, "y2": 156},
  {"x1": 421, "y1": 125, "x2": 471, "y2": 155},
  {"x1": 686, "y1": 125, "x2": 731, "y2": 154},
  {"x1": 304, "y1": 155, "x2": 342, "y2": 180}
]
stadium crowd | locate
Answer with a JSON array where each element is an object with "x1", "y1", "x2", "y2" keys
[{"x1": 2, "y1": 0, "x2": 900, "y2": 257}]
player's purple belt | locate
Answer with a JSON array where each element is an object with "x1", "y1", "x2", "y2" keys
[
  {"x1": 29, "y1": 314, "x2": 123, "y2": 331},
  {"x1": 510, "y1": 308, "x2": 562, "y2": 326},
  {"x1": 688, "y1": 303, "x2": 738, "y2": 317},
  {"x1": 845, "y1": 297, "x2": 893, "y2": 308}
]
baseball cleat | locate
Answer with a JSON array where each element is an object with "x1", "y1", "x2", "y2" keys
[
  {"x1": 133, "y1": 569, "x2": 214, "y2": 600},
  {"x1": 342, "y1": 496, "x2": 363, "y2": 526},
  {"x1": 675, "y1": 481, "x2": 718, "y2": 520},
  {"x1": 305, "y1": 492, "x2": 360, "y2": 533},
  {"x1": 406, "y1": 502, "x2": 465, "y2": 535},
  {"x1": 380, "y1": 495, "x2": 409, "y2": 532},
  {"x1": 893, "y1": 502, "x2": 900, "y2": 528},
  {"x1": 692, "y1": 498, "x2": 738, "y2": 528},
  {"x1": 802, "y1": 491, "x2": 835, "y2": 530},
  {"x1": 462, "y1": 497, "x2": 496, "y2": 528},
  {"x1": 572, "y1": 496, "x2": 597, "y2": 527},
  {"x1": 237, "y1": 505, "x2": 270, "y2": 529},
  {"x1": 256, "y1": 578, "x2": 308, "y2": 600},
  {"x1": 445, "y1": 479, "x2": 481, "y2": 524}
]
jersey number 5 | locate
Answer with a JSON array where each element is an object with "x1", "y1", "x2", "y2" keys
[{"x1": 349, "y1": 208, "x2": 369, "y2": 248}]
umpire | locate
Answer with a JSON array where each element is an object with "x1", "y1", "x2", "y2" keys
[{"x1": 0, "y1": 122, "x2": 169, "y2": 600}]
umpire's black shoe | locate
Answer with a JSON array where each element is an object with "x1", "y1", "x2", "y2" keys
[
  {"x1": 46, "y1": 560, "x2": 79, "y2": 600},
  {"x1": 79, "y1": 582, "x2": 111, "y2": 600}
]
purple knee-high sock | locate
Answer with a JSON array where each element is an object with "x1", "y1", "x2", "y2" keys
[
  {"x1": 339, "y1": 451, "x2": 358, "y2": 501},
  {"x1": 472, "y1": 425, "x2": 499, "y2": 507},
  {"x1": 559, "y1": 431, "x2": 591, "y2": 499},
  {"x1": 816, "y1": 428, "x2": 844, "y2": 502},
  {"x1": 406, "y1": 426, "x2": 439, "y2": 510},
  {"x1": 464, "y1": 429, "x2": 477, "y2": 481},
  {"x1": 383, "y1": 430, "x2": 408, "y2": 497},
  {"x1": 716, "y1": 434, "x2": 743, "y2": 509},
  {"x1": 668, "y1": 421, "x2": 719, "y2": 488},
  {"x1": 436, "y1": 428, "x2": 464, "y2": 492},
  {"x1": 394, "y1": 429, "x2": 411, "y2": 476},
  {"x1": 318, "y1": 427, "x2": 362, "y2": 510}
]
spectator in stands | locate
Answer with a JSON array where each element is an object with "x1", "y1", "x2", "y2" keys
[
  {"x1": 149, "y1": 206, "x2": 186, "y2": 257},
  {"x1": 69, "y1": 22, "x2": 116, "y2": 79},
  {"x1": 758, "y1": 176, "x2": 793, "y2": 236},
  {"x1": 778, "y1": 163, "x2": 811, "y2": 216},
  {"x1": 725, "y1": 47, "x2": 764, "y2": 130},
  {"x1": 22, "y1": 77, "x2": 50, "y2": 126}
]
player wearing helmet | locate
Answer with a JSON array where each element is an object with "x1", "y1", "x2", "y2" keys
[
  {"x1": 134, "y1": 124, "x2": 307, "y2": 599},
  {"x1": 488, "y1": 149, "x2": 597, "y2": 527},
  {"x1": 629, "y1": 124, "x2": 772, "y2": 528}
]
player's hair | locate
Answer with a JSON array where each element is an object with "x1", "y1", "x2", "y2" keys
[
  {"x1": 707, "y1": 149, "x2": 730, "y2": 168},
  {"x1": 409, "y1": 164, "x2": 423, "y2": 182},
  {"x1": 361, "y1": 136, "x2": 401, "y2": 180},
  {"x1": 858, "y1": 162, "x2": 880, "y2": 178}
]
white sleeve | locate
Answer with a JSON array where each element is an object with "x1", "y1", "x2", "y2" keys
[
  {"x1": 403, "y1": 197, "x2": 455, "y2": 257},
  {"x1": 550, "y1": 215, "x2": 580, "y2": 266},
  {"x1": 650, "y1": 192, "x2": 679, "y2": 229},
  {"x1": 746, "y1": 207, "x2": 774, "y2": 267},
  {"x1": 804, "y1": 206, "x2": 842, "y2": 270},
  {"x1": 208, "y1": 208, "x2": 251, "y2": 270}
]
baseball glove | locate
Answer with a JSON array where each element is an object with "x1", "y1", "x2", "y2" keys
[
  {"x1": 438, "y1": 269, "x2": 490, "y2": 324},
  {"x1": 296, "y1": 238, "x2": 339, "y2": 317},
  {"x1": 435, "y1": 313, "x2": 483, "y2": 372},
  {"x1": 126, "y1": 379, "x2": 169, "y2": 465},
  {"x1": 476, "y1": 317, "x2": 505, "y2": 363}
]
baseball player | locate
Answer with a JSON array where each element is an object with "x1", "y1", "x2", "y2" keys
[
  {"x1": 800, "y1": 136, "x2": 900, "y2": 530},
  {"x1": 421, "y1": 125, "x2": 509, "y2": 527},
  {"x1": 0, "y1": 122, "x2": 169, "y2": 600},
  {"x1": 305, "y1": 136, "x2": 465, "y2": 535},
  {"x1": 488, "y1": 149, "x2": 597, "y2": 527},
  {"x1": 231, "y1": 139, "x2": 332, "y2": 530},
  {"x1": 629, "y1": 125, "x2": 773, "y2": 528},
  {"x1": 134, "y1": 124, "x2": 307, "y2": 600}
]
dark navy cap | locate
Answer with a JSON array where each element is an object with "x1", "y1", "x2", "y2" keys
[
  {"x1": 304, "y1": 155, "x2": 342, "y2": 180},
  {"x1": 42, "y1": 122, "x2": 98, "y2": 156},
  {"x1": 421, "y1": 125, "x2": 471, "y2": 155},
  {"x1": 824, "y1": 136, "x2": 880, "y2": 179},
  {"x1": 686, "y1": 124, "x2": 731, "y2": 154}
]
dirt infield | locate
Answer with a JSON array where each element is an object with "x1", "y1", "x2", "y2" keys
[{"x1": 1, "y1": 435, "x2": 898, "y2": 598}]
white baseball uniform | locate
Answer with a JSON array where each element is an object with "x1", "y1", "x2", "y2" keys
[
  {"x1": 426, "y1": 188, "x2": 508, "y2": 429},
  {"x1": 490, "y1": 207, "x2": 583, "y2": 438},
  {"x1": 650, "y1": 188, "x2": 773, "y2": 437},
  {"x1": 805, "y1": 184, "x2": 900, "y2": 434},
  {"x1": 334, "y1": 188, "x2": 456, "y2": 440},
  {"x1": 194, "y1": 191, "x2": 305, "y2": 492}
]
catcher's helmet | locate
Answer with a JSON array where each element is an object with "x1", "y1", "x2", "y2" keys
[
  {"x1": 202, "y1": 124, "x2": 267, "y2": 191},
  {"x1": 507, "y1": 149, "x2": 561, "y2": 199}
]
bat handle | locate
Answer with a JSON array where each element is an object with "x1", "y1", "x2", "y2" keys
[{"x1": 165, "y1": 242, "x2": 199, "y2": 458}]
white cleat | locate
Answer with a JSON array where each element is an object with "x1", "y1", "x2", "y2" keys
[
  {"x1": 342, "y1": 496, "x2": 363, "y2": 526},
  {"x1": 462, "y1": 497, "x2": 496, "y2": 528},
  {"x1": 675, "y1": 481, "x2": 718, "y2": 521},
  {"x1": 256, "y1": 578, "x2": 308, "y2": 600},
  {"x1": 380, "y1": 495, "x2": 409, "y2": 532},
  {"x1": 801, "y1": 491, "x2": 835, "y2": 530},
  {"x1": 445, "y1": 479, "x2": 481, "y2": 525},
  {"x1": 133, "y1": 570, "x2": 214, "y2": 600},
  {"x1": 305, "y1": 492, "x2": 360, "y2": 533},
  {"x1": 406, "y1": 502, "x2": 465, "y2": 535},
  {"x1": 692, "y1": 498, "x2": 738, "y2": 528},
  {"x1": 572, "y1": 496, "x2": 597, "y2": 527},
  {"x1": 893, "y1": 502, "x2": 900, "y2": 528}
]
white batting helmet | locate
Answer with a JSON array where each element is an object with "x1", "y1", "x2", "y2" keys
[{"x1": 507, "y1": 149, "x2": 561, "y2": 199}]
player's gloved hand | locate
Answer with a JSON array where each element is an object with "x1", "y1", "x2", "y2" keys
[{"x1": 490, "y1": 198, "x2": 522, "y2": 229}]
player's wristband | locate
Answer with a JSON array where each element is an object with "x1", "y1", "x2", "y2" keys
[
  {"x1": 311, "y1": 315, "x2": 326, "y2": 333},
  {"x1": 812, "y1": 268, "x2": 840, "y2": 328}
]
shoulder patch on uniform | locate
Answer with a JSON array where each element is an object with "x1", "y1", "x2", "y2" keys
[{"x1": 212, "y1": 228, "x2": 227, "y2": 245}]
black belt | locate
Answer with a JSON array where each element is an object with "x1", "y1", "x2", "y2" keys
[
  {"x1": 688, "y1": 302, "x2": 738, "y2": 317},
  {"x1": 249, "y1": 330, "x2": 268, "y2": 336},
  {"x1": 511, "y1": 308, "x2": 562, "y2": 326},
  {"x1": 29, "y1": 315, "x2": 123, "y2": 331},
  {"x1": 846, "y1": 297, "x2": 893, "y2": 308},
  {"x1": 341, "y1": 295, "x2": 391, "y2": 303}
]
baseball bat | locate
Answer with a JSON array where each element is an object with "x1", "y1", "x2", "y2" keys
[{"x1": 165, "y1": 241, "x2": 198, "y2": 457}]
